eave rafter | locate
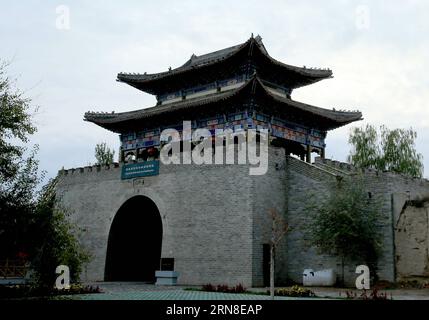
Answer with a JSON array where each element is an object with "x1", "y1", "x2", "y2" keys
[{"x1": 85, "y1": 75, "x2": 362, "y2": 133}]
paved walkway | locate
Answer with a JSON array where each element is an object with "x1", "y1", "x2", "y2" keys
[
  {"x1": 70, "y1": 282, "x2": 429, "y2": 300},
  {"x1": 75, "y1": 283, "x2": 313, "y2": 300},
  {"x1": 78, "y1": 290, "x2": 299, "y2": 300}
]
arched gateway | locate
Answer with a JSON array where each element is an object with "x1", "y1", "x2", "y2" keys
[{"x1": 105, "y1": 196, "x2": 162, "y2": 282}]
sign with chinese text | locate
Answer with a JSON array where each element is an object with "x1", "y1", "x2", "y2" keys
[{"x1": 121, "y1": 161, "x2": 160, "y2": 180}]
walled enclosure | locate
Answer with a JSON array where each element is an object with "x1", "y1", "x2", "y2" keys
[
  {"x1": 287, "y1": 157, "x2": 429, "y2": 285},
  {"x1": 57, "y1": 146, "x2": 429, "y2": 287},
  {"x1": 57, "y1": 147, "x2": 287, "y2": 287}
]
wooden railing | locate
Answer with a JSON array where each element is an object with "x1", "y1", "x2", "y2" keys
[{"x1": 0, "y1": 260, "x2": 28, "y2": 278}]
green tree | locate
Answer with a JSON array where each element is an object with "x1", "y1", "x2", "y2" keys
[
  {"x1": 348, "y1": 124, "x2": 424, "y2": 178},
  {"x1": 30, "y1": 179, "x2": 89, "y2": 288},
  {"x1": 95, "y1": 142, "x2": 115, "y2": 165},
  {"x1": 0, "y1": 61, "x2": 40, "y2": 259},
  {"x1": 379, "y1": 126, "x2": 423, "y2": 178},
  {"x1": 0, "y1": 61, "x2": 89, "y2": 289},
  {"x1": 0, "y1": 62, "x2": 37, "y2": 181},
  {"x1": 308, "y1": 178, "x2": 382, "y2": 285}
]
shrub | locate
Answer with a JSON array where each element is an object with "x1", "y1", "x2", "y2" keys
[
  {"x1": 344, "y1": 288, "x2": 390, "y2": 300},
  {"x1": 231, "y1": 283, "x2": 246, "y2": 293},
  {"x1": 216, "y1": 284, "x2": 229, "y2": 292},
  {"x1": 202, "y1": 284, "x2": 215, "y2": 292},
  {"x1": 273, "y1": 285, "x2": 315, "y2": 297},
  {"x1": 201, "y1": 283, "x2": 247, "y2": 293}
]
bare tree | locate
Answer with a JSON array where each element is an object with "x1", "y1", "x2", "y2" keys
[{"x1": 268, "y1": 208, "x2": 289, "y2": 299}]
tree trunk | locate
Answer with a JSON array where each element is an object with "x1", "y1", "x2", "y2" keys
[
  {"x1": 270, "y1": 245, "x2": 275, "y2": 300},
  {"x1": 341, "y1": 256, "x2": 345, "y2": 287}
]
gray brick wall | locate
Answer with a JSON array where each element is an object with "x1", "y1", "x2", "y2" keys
[
  {"x1": 58, "y1": 156, "x2": 255, "y2": 287},
  {"x1": 250, "y1": 147, "x2": 288, "y2": 287},
  {"x1": 285, "y1": 157, "x2": 346, "y2": 284},
  {"x1": 57, "y1": 147, "x2": 429, "y2": 287}
]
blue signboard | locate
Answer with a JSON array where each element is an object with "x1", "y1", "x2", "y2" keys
[{"x1": 121, "y1": 161, "x2": 160, "y2": 180}]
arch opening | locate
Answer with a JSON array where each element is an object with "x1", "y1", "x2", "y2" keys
[{"x1": 105, "y1": 196, "x2": 162, "y2": 282}]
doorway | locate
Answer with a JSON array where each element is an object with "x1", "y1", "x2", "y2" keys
[{"x1": 105, "y1": 196, "x2": 162, "y2": 282}]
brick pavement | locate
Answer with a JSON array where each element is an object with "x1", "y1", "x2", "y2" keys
[
  {"x1": 70, "y1": 282, "x2": 429, "y2": 300},
  {"x1": 75, "y1": 282, "x2": 309, "y2": 300}
]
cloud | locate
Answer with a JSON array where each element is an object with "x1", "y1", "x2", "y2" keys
[{"x1": 294, "y1": 31, "x2": 429, "y2": 172}]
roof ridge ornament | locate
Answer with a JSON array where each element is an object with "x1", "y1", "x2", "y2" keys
[{"x1": 251, "y1": 77, "x2": 257, "y2": 94}]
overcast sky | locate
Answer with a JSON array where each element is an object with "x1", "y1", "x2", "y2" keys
[{"x1": 1, "y1": 0, "x2": 428, "y2": 182}]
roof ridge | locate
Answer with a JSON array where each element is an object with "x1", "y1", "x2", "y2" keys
[
  {"x1": 118, "y1": 39, "x2": 250, "y2": 81},
  {"x1": 117, "y1": 35, "x2": 333, "y2": 93}
]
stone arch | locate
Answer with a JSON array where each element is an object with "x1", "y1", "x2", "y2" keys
[{"x1": 104, "y1": 195, "x2": 163, "y2": 282}]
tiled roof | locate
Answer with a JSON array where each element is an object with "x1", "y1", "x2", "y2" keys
[
  {"x1": 117, "y1": 35, "x2": 332, "y2": 87},
  {"x1": 85, "y1": 75, "x2": 362, "y2": 131}
]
